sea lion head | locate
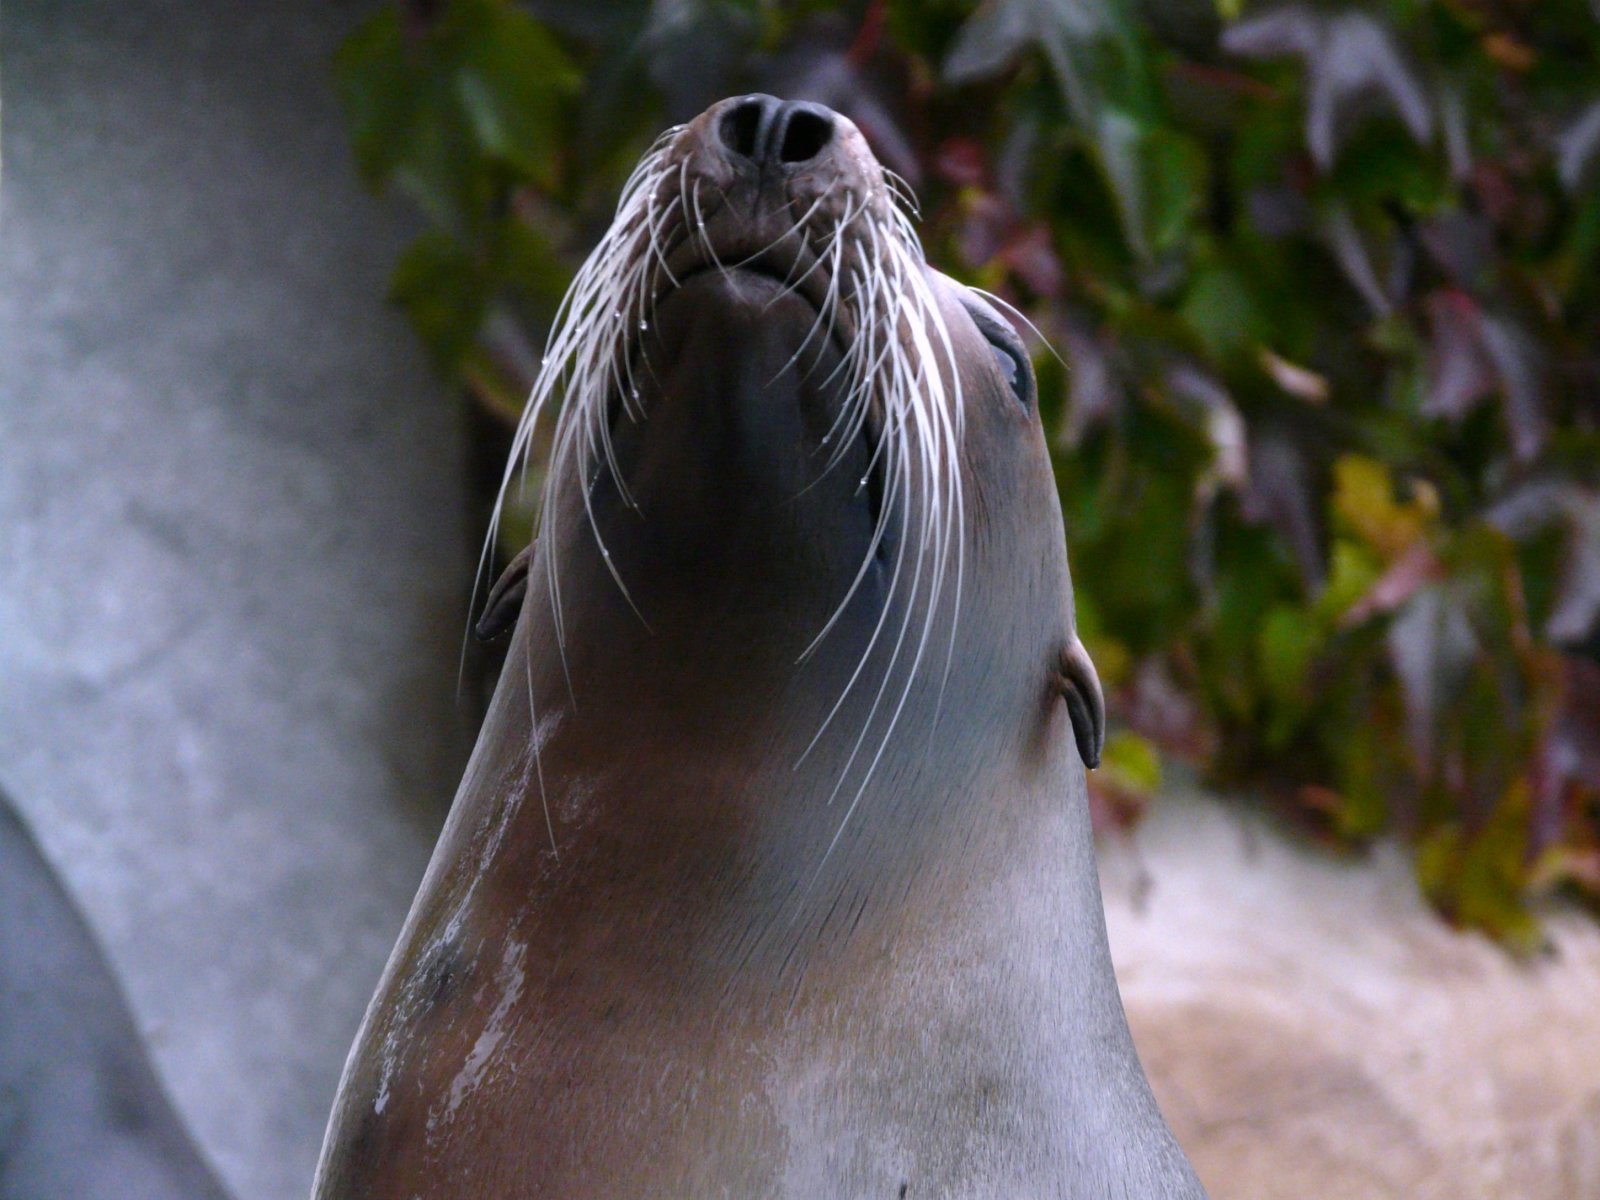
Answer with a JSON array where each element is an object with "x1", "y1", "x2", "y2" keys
[{"x1": 483, "y1": 93, "x2": 1103, "y2": 805}]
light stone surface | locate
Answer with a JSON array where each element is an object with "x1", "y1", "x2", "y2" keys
[
  {"x1": 0, "y1": 3, "x2": 469, "y2": 1198},
  {"x1": 1103, "y1": 786, "x2": 1600, "y2": 1200}
]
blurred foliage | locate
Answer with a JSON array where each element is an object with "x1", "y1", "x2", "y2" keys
[{"x1": 337, "y1": 0, "x2": 1600, "y2": 945}]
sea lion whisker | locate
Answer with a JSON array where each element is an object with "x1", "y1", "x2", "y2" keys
[
  {"x1": 793, "y1": 446, "x2": 912, "y2": 765},
  {"x1": 689, "y1": 179, "x2": 726, "y2": 275},
  {"x1": 487, "y1": 135, "x2": 676, "y2": 658},
  {"x1": 762, "y1": 215, "x2": 848, "y2": 388},
  {"x1": 764, "y1": 188, "x2": 855, "y2": 308},
  {"x1": 881, "y1": 168, "x2": 922, "y2": 217},
  {"x1": 967, "y1": 287, "x2": 1066, "y2": 368},
  {"x1": 811, "y1": 445, "x2": 933, "y2": 834},
  {"x1": 893, "y1": 246, "x2": 968, "y2": 715}
]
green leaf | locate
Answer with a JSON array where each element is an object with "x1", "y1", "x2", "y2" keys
[
  {"x1": 448, "y1": 0, "x2": 578, "y2": 185},
  {"x1": 1100, "y1": 731, "x2": 1164, "y2": 796},
  {"x1": 333, "y1": 7, "x2": 419, "y2": 190},
  {"x1": 1141, "y1": 127, "x2": 1209, "y2": 255},
  {"x1": 1258, "y1": 604, "x2": 1319, "y2": 701},
  {"x1": 1181, "y1": 264, "x2": 1264, "y2": 361},
  {"x1": 389, "y1": 232, "x2": 491, "y2": 371}
]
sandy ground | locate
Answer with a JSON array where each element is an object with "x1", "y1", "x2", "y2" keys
[{"x1": 1103, "y1": 787, "x2": 1600, "y2": 1200}]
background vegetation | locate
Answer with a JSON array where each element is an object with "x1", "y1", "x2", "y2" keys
[{"x1": 336, "y1": 0, "x2": 1600, "y2": 945}]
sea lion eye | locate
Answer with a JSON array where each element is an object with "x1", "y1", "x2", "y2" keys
[
  {"x1": 987, "y1": 338, "x2": 1029, "y2": 408},
  {"x1": 960, "y1": 292, "x2": 1035, "y2": 410}
]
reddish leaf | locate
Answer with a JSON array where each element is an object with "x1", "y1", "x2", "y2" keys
[
  {"x1": 1547, "y1": 492, "x2": 1600, "y2": 647},
  {"x1": 955, "y1": 191, "x2": 1016, "y2": 270},
  {"x1": 1531, "y1": 658, "x2": 1600, "y2": 855},
  {"x1": 1168, "y1": 365, "x2": 1248, "y2": 495},
  {"x1": 934, "y1": 136, "x2": 988, "y2": 189},
  {"x1": 1057, "y1": 317, "x2": 1122, "y2": 444},
  {"x1": 1418, "y1": 212, "x2": 1495, "y2": 286},
  {"x1": 1241, "y1": 431, "x2": 1325, "y2": 588},
  {"x1": 1322, "y1": 204, "x2": 1394, "y2": 316},
  {"x1": 1388, "y1": 584, "x2": 1479, "y2": 771},
  {"x1": 1116, "y1": 656, "x2": 1217, "y2": 762},
  {"x1": 1557, "y1": 100, "x2": 1600, "y2": 194},
  {"x1": 1341, "y1": 540, "x2": 1443, "y2": 627},
  {"x1": 1258, "y1": 347, "x2": 1330, "y2": 403},
  {"x1": 1422, "y1": 290, "x2": 1497, "y2": 421},
  {"x1": 1225, "y1": 7, "x2": 1433, "y2": 171},
  {"x1": 1087, "y1": 774, "x2": 1149, "y2": 839},
  {"x1": 1477, "y1": 313, "x2": 1548, "y2": 464},
  {"x1": 999, "y1": 222, "x2": 1065, "y2": 297}
]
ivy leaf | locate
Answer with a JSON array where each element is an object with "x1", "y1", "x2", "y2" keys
[
  {"x1": 1224, "y1": 6, "x2": 1433, "y2": 172},
  {"x1": 1320, "y1": 203, "x2": 1395, "y2": 317},
  {"x1": 945, "y1": 1, "x2": 1188, "y2": 260},
  {"x1": 1419, "y1": 294, "x2": 1547, "y2": 460},
  {"x1": 1532, "y1": 658, "x2": 1600, "y2": 855},
  {"x1": 1258, "y1": 603, "x2": 1320, "y2": 704},
  {"x1": 1545, "y1": 492, "x2": 1600, "y2": 648},
  {"x1": 1167, "y1": 365, "x2": 1247, "y2": 498},
  {"x1": 1388, "y1": 583, "x2": 1479, "y2": 772},
  {"x1": 448, "y1": 0, "x2": 579, "y2": 185},
  {"x1": 1557, "y1": 100, "x2": 1600, "y2": 193},
  {"x1": 943, "y1": 0, "x2": 1112, "y2": 95},
  {"x1": 1422, "y1": 290, "x2": 1497, "y2": 421},
  {"x1": 1181, "y1": 262, "x2": 1267, "y2": 360},
  {"x1": 1331, "y1": 455, "x2": 1435, "y2": 562},
  {"x1": 1415, "y1": 800, "x2": 1543, "y2": 953},
  {"x1": 1242, "y1": 431, "x2": 1324, "y2": 587},
  {"x1": 1341, "y1": 541, "x2": 1442, "y2": 628},
  {"x1": 1058, "y1": 316, "x2": 1123, "y2": 444},
  {"x1": 334, "y1": 7, "x2": 422, "y2": 190},
  {"x1": 1087, "y1": 730, "x2": 1165, "y2": 837},
  {"x1": 1475, "y1": 313, "x2": 1547, "y2": 465},
  {"x1": 389, "y1": 232, "x2": 491, "y2": 371}
]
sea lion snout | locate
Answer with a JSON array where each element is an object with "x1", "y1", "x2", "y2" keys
[{"x1": 714, "y1": 94, "x2": 838, "y2": 173}]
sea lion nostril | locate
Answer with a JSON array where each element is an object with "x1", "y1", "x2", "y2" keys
[
  {"x1": 719, "y1": 98, "x2": 768, "y2": 161},
  {"x1": 718, "y1": 97, "x2": 834, "y2": 168},
  {"x1": 777, "y1": 106, "x2": 833, "y2": 164}
]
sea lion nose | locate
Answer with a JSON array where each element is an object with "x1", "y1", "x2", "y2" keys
[{"x1": 717, "y1": 95, "x2": 837, "y2": 169}]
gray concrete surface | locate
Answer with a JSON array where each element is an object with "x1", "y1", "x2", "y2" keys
[{"x1": 0, "y1": 4, "x2": 469, "y2": 1198}]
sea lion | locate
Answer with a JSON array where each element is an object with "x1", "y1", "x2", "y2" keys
[
  {"x1": 313, "y1": 95, "x2": 1205, "y2": 1198},
  {"x1": 0, "y1": 786, "x2": 233, "y2": 1200}
]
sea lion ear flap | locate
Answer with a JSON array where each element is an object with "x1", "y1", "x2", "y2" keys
[
  {"x1": 1055, "y1": 636, "x2": 1105, "y2": 770},
  {"x1": 474, "y1": 544, "x2": 533, "y2": 642}
]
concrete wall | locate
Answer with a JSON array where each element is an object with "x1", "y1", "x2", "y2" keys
[{"x1": 0, "y1": 4, "x2": 468, "y2": 1197}]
